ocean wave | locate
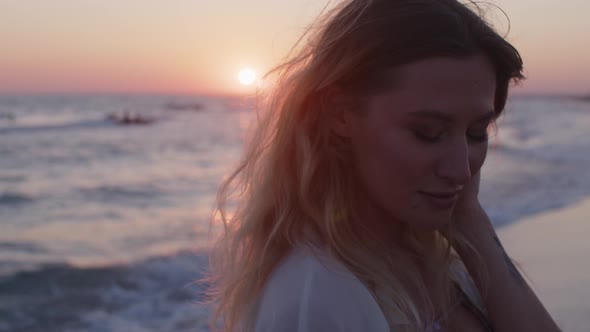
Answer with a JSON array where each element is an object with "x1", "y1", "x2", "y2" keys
[
  {"x1": 481, "y1": 146, "x2": 590, "y2": 225},
  {"x1": 0, "y1": 242, "x2": 47, "y2": 254},
  {"x1": 165, "y1": 102, "x2": 205, "y2": 112},
  {"x1": 0, "y1": 175, "x2": 27, "y2": 183},
  {"x1": 493, "y1": 141, "x2": 590, "y2": 162},
  {"x1": 0, "y1": 120, "x2": 114, "y2": 135},
  {"x1": 0, "y1": 192, "x2": 35, "y2": 205},
  {"x1": 0, "y1": 251, "x2": 211, "y2": 332},
  {"x1": 77, "y1": 184, "x2": 165, "y2": 204}
]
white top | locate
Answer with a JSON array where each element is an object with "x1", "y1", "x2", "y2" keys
[
  {"x1": 253, "y1": 245, "x2": 485, "y2": 332},
  {"x1": 254, "y1": 245, "x2": 390, "y2": 331}
]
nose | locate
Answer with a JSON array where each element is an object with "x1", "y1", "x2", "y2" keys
[{"x1": 435, "y1": 138, "x2": 471, "y2": 186}]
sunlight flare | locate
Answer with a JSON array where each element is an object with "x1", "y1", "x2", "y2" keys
[{"x1": 238, "y1": 68, "x2": 257, "y2": 86}]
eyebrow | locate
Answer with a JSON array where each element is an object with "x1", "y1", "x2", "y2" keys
[{"x1": 408, "y1": 109, "x2": 496, "y2": 123}]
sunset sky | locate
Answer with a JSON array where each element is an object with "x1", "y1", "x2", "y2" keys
[{"x1": 0, "y1": 0, "x2": 588, "y2": 96}]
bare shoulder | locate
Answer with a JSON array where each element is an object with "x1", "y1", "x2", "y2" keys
[{"x1": 254, "y1": 246, "x2": 390, "y2": 332}]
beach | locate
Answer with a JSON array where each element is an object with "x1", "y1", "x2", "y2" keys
[
  {"x1": 499, "y1": 197, "x2": 590, "y2": 332},
  {"x1": 1, "y1": 94, "x2": 589, "y2": 331}
]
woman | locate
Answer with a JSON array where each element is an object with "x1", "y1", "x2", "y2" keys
[{"x1": 206, "y1": 0, "x2": 561, "y2": 331}]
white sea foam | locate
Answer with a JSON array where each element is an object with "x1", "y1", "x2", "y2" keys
[{"x1": 0, "y1": 251, "x2": 211, "y2": 332}]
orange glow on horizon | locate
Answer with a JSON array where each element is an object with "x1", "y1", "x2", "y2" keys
[{"x1": 0, "y1": 1, "x2": 588, "y2": 96}]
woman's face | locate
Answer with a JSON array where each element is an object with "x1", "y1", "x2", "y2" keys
[{"x1": 344, "y1": 55, "x2": 497, "y2": 232}]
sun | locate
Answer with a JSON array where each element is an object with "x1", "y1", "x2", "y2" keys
[{"x1": 238, "y1": 68, "x2": 257, "y2": 86}]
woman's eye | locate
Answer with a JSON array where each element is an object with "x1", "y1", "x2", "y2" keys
[
  {"x1": 411, "y1": 126, "x2": 490, "y2": 143},
  {"x1": 413, "y1": 131, "x2": 443, "y2": 142}
]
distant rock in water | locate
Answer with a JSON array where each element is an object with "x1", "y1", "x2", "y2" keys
[
  {"x1": 165, "y1": 102, "x2": 204, "y2": 112},
  {"x1": 106, "y1": 112, "x2": 155, "y2": 126},
  {"x1": 0, "y1": 111, "x2": 15, "y2": 120}
]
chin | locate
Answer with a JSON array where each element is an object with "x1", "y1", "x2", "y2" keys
[{"x1": 408, "y1": 211, "x2": 453, "y2": 232}]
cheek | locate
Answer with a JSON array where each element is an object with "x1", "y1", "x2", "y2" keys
[
  {"x1": 389, "y1": 143, "x2": 433, "y2": 183},
  {"x1": 469, "y1": 144, "x2": 488, "y2": 173},
  {"x1": 353, "y1": 130, "x2": 429, "y2": 197}
]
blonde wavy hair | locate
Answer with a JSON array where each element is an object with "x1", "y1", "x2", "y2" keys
[{"x1": 205, "y1": 0, "x2": 524, "y2": 331}]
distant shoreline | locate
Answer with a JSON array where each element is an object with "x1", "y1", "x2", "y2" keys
[{"x1": 0, "y1": 91, "x2": 587, "y2": 101}]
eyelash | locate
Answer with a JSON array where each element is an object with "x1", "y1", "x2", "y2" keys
[
  {"x1": 414, "y1": 132, "x2": 442, "y2": 142},
  {"x1": 413, "y1": 131, "x2": 489, "y2": 143}
]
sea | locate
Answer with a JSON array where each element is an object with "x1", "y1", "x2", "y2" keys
[{"x1": 0, "y1": 94, "x2": 589, "y2": 332}]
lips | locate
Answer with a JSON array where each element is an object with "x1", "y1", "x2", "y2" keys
[
  {"x1": 419, "y1": 191, "x2": 460, "y2": 209},
  {"x1": 420, "y1": 191, "x2": 460, "y2": 198}
]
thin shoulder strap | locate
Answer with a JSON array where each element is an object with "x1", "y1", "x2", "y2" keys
[{"x1": 454, "y1": 283, "x2": 495, "y2": 332}]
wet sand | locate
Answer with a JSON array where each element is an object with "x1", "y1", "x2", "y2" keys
[{"x1": 498, "y1": 197, "x2": 590, "y2": 332}]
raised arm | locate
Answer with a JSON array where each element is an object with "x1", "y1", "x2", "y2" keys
[{"x1": 451, "y1": 173, "x2": 561, "y2": 332}]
